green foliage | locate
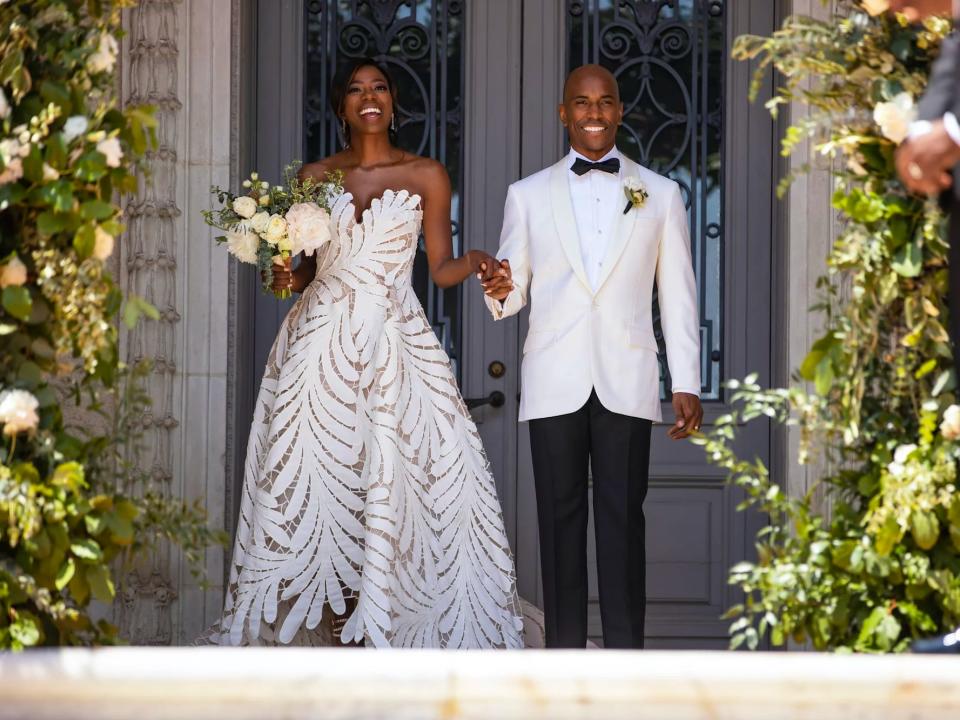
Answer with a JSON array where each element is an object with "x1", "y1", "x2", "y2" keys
[
  {"x1": 0, "y1": 0, "x2": 222, "y2": 649},
  {"x1": 704, "y1": 3, "x2": 960, "y2": 652}
]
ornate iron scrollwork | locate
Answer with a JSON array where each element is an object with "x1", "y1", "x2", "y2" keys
[
  {"x1": 569, "y1": 0, "x2": 725, "y2": 400},
  {"x1": 304, "y1": 0, "x2": 465, "y2": 374}
]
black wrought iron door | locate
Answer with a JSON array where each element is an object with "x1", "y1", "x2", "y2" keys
[
  {"x1": 304, "y1": 0, "x2": 465, "y2": 374},
  {"x1": 568, "y1": 0, "x2": 724, "y2": 400}
]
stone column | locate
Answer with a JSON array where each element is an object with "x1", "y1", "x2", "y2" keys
[
  {"x1": 778, "y1": 0, "x2": 841, "y2": 506},
  {"x1": 118, "y1": 0, "x2": 232, "y2": 645}
]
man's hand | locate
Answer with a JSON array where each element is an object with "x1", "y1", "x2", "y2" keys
[
  {"x1": 895, "y1": 121, "x2": 960, "y2": 195},
  {"x1": 887, "y1": 0, "x2": 953, "y2": 20},
  {"x1": 480, "y1": 259, "x2": 514, "y2": 301},
  {"x1": 669, "y1": 392, "x2": 703, "y2": 440}
]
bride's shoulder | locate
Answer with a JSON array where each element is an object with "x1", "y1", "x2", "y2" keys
[{"x1": 299, "y1": 153, "x2": 349, "y2": 181}]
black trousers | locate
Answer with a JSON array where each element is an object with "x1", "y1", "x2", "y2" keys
[{"x1": 528, "y1": 389, "x2": 652, "y2": 649}]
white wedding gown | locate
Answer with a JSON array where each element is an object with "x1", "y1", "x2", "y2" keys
[{"x1": 206, "y1": 189, "x2": 525, "y2": 648}]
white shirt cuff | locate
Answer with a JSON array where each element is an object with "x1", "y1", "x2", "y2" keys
[
  {"x1": 908, "y1": 114, "x2": 960, "y2": 147},
  {"x1": 671, "y1": 387, "x2": 701, "y2": 398},
  {"x1": 944, "y1": 112, "x2": 960, "y2": 147}
]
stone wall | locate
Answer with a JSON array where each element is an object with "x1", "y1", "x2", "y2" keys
[{"x1": 117, "y1": 0, "x2": 231, "y2": 645}]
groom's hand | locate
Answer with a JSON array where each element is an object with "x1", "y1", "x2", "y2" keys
[
  {"x1": 668, "y1": 392, "x2": 703, "y2": 440},
  {"x1": 480, "y1": 259, "x2": 514, "y2": 301}
]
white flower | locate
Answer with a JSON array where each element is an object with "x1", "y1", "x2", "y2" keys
[
  {"x1": 62, "y1": 116, "x2": 89, "y2": 143},
  {"x1": 861, "y1": 0, "x2": 889, "y2": 16},
  {"x1": 93, "y1": 226, "x2": 114, "y2": 261},
  {"x1": 250, "y1": 211, "x2": 270, "y2": 233},
  {"x1": 0, "y1": 157, "x2": 22, "y2": 186},
  {"x1": 232, "y1": 196, "x2": 258, "y2": 219},
  {"x1": 873, "y1": 93, "x2": 915, "y2": 144},
  {"x1": 87, "y1": 32, "x2": 119, "y2": 75},
  {"x1": 624, "y1": 176, "x2": 643, "y2": 192},
  {"x1": 0, "y1": 389, "x2": 40, "y2": 436},
  {"x1": 42, "y1": 163, "x2": 59, "y2": 181},
  {"x1": 941, "y1": 405, "x2": 960, "y2": 441},
  {"x1": 0, "y1": 88, "x2": 9, "y2": 120},
  {"x1": 225, "y1": 226, "x2": 260, "y2": 264},
  {"x1": 285, "y1": 202, "x2": 332, "y2": 256},
  {"x1": 258, "y1": 194, "x2": 270, "y2": 207},
  {"x1": 888, "y1": 443, "x2": 919, "y2": 477},
  {"x1": 894, "y1": 444, "x2": 917, "y2": 464},
  {"x1": 623, "y1": 176, "x2": 649, "y2": 210},
  {"x1": 263, "y1": 214, "x2": 287, "y2": 245},
  {"x1": 96, "y1": 137, "x2": 123, "y2": 168},
  {"x1": 0, "y1": 256, "x2": 27, "y2": 288}
]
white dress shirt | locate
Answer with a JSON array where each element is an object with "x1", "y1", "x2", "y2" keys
[{"x1": 567, "y1": 147, "x2": 622, "y2": 291}]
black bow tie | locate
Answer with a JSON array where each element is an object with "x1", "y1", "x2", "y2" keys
[{"x1": 570, "y1": 157, "x2": 620, "y2": 176}]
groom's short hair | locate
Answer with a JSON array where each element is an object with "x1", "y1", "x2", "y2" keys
[{"x1": 563, "y1": 64, "x2": 620, "y2": 102}]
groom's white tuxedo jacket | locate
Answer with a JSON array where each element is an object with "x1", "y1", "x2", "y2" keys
[{"x1": 485, "y1": 149, "x2": 701, "y2": 423}]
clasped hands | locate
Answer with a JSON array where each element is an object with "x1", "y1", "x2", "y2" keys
[
  {"x1": 895, "y1": 119, "x2": 960, "y2": 196},
  {"x1": 475, "y1": 254, "x2": 514, "y2": 300}
]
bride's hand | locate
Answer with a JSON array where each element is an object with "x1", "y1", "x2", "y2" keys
[
  {"x1": 269, "y1": 259, "x2": 294, "y2": 294},
  {"x1": 467, "y1": 250, "x2": 502, "y2": 281},
  {"x1": 481, "y1": 259, "x2": 513, "y2": 301}
]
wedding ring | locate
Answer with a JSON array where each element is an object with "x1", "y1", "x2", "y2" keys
[{"x1": 908, "y1": 162, "x2": 924, "y2": 181}]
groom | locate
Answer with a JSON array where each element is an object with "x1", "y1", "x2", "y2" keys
[{"x1": 481, "y1": 65, "x2": 703, "y2": 649}]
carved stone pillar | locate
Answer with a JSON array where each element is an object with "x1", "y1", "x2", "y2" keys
[{"x1": 118, "y1": 0, "x2": 232, "y2": 645}]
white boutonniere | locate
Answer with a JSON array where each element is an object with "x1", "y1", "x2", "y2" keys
[{"x1": 623, "y1": 177, "x2": 649, "y2": 214}]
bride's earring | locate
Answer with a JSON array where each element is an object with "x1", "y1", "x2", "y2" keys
[
  {"x1": 390, "y1": 113, "x2": 397, "y2": 133},
  {"x1": 339, "y1": 118, "x2": 350, "y2": 149}
]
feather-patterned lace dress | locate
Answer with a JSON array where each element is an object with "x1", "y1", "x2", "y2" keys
[{"x1": 205, "y1": 189, "x2": 524, "y2": 648}]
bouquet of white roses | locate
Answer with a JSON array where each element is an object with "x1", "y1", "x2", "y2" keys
[{"x1": 203, "y1": 161, "x2": 342, "y2": 298}]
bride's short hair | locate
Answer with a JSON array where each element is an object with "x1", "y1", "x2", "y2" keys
[{"x1": 331, "y1": 57, "x2": 400, "y2": 147}]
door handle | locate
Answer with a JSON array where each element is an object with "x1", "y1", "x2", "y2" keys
[{"x1": 465, "y1": 390, "x2": 506, "y2": 410}]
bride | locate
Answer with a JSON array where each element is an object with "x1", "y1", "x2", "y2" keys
[{"x1": 206, "y1": 57, "x2": 524, "y2": 648}]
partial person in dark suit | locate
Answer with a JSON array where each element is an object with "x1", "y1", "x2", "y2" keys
[
  {"x1": 893, "y1": 1, "x2": 960, "y2": 380},
  {"x1": 890, "y1": 1, "x2": 960, "y2": 654}
]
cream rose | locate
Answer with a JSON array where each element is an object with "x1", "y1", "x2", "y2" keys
[
  {"x1": 225, "y1": 226, "x2": 260, "y2": 264},
  {"x1": 93, "y1": 226, "x2": 114, "y2": 261},
  {"x1": 263, "y1": 215, "x2": 287, "y2": 245},
  {"x1": 0, "y1": 256, "x2": 27, "y2": 288},
  {"x1": 0, "y1": 389, "x2": 40, "y2": 436},
  {"x1": 941, "y1": 405, "x2": 960, "y2": 441},
  {"x1": 861, "y1": 0, "x2": 889, "y2": 16},
  {"x1": 285, "y1": 202, "x2": 332, "y2": 256},
  {"x1": 87, "y1": 32, "x2": 119, "y2": 75},
  {"x1": 250, "y1": 211, "x2": 270, "y2": 233},
  {"x1": 96, "y1": 137, "x2": 124, "y2": 168},
  {"x1": 873, "y1": 93, "x2": 915, "y2": 144},
  {"x1": 232, "y1": 196, "x2": 258, "y2": 219}
]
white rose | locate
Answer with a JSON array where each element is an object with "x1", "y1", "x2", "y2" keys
[
  {"x1": 941, "y1": 405, "x2": 960, "y2": 441},
  {"x1": 93, "y1": 226, "x2": 114, "y2": 261},
  {"x1": 96, "y1": 137, "x2": 123, "y2": 168},
  {"x1": 873, "y1": 93, "x2": 915, "y2": 144},
  {"x1": 87, "y1": 32, "x2": 119, "y2": 75},
  {"x1": 232, "y1": 196, "x2": 258, "y2": 219},
  {"x1": 250, "y1": 211, "x2": 270, "y2": 233},
  {"x1": 258, "y1": 194, "x2": 270, "y2": 207},
  {"x1": 285, "y1": 202, "x2": 332, "y2": 256},
  {"x1": 861, "y1": 0, "x2": 889, "y2": 16},
  {"x1": 624, "y1": 176, "x2": 642, "y2": 192},
  {"x1": 0, "y1": 389, "x2": 40, "y2": 436},
  {"x1": 0, "y1": 157, "x2": 22, "y2": 186},
  {"x1": 0, "y1": 88, "x2": 9, "y2": 120},
  {"x1": 62, "y1": 116, "x2": 89, "y2": 143},
  {"x1": 225, "y1": 226, "x2": 260, "y2": 265},
  {"x1": 263, "y1": 215, "x2": 287, "y2": 245},
  {"x1": 42, "y1": 163, "x2": 60, "y2": 181},
  {"x1": 0, "y1": 256, "x2": 27, "y2": 288}
]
